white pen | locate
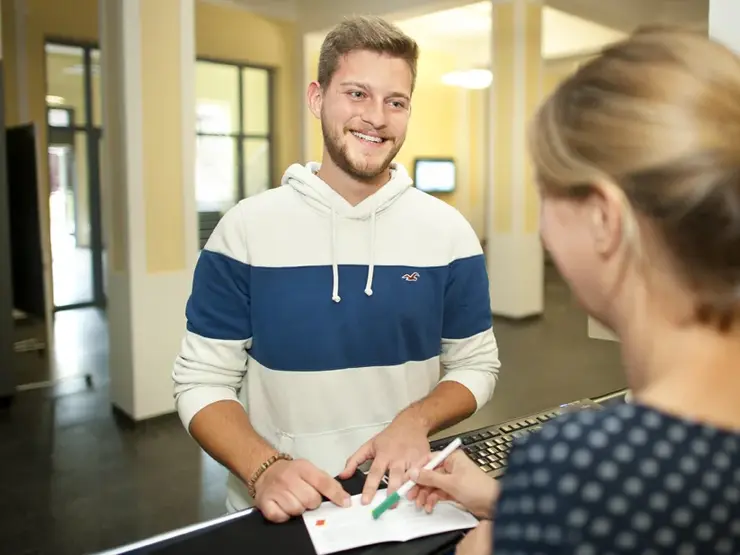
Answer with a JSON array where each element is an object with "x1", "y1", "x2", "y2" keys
[{"x1": 371, "y1": 437, "x2": 463, "y2": 519}]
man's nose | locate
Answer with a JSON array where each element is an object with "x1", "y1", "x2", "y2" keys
[{"x1": 361, "y1": 99, "x2": 386, "y2": 129}]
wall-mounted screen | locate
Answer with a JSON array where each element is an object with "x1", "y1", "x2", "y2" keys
[{"x1": 413, "y1": 158, "x2": 456, "y2": 194}]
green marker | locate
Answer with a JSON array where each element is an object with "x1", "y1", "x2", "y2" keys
[{"x1": 371, "y1": 437, "x2": 463, "y2": 520}]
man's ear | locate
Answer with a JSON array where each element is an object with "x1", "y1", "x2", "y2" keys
[{"x1": 307, "y1": 81, "x2": 323, "y2": 119}]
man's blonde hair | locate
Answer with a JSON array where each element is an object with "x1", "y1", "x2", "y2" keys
[{"x1": 317, "y1": 16, "x2": 419, "y2": 92}]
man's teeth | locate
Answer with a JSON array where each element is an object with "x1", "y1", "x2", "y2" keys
[{"x1": 352, "y1": 131, "x2": 383, "y2": 143}]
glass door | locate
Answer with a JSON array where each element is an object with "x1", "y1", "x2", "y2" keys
[{"x1": 45, "y1": 42, "x2": 104, "y2": 311}]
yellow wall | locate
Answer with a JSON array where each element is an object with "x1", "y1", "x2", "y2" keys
[{"x1": 141, "y1": 0, "x2": 186, "y2": 273}]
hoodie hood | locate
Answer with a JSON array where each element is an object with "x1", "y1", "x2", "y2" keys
[
  {"x1": 281, "y1": 162, "x2": 413, "y2": 303},
  {"x1": 281, "y1": 161, "x2": 413, "y2": 219}
]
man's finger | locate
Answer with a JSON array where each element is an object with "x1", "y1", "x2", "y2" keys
[
  {"x1": 407, "y1": 484, "x2": 421, "y2": 502},
  {"x1": 339, "y1": 442, "x2": 373, "y2": 479},
  {"x1": 303, "y1": 466, "x2": 351, "y2": 508},
  {"x1": 291, "y1": 478, "x2": 324, "y2": 510},
  {"x1": 361, "y1": 458, "x2": 388, "y2": 505},
  {"x1": 386, "y1": 459, "x2": 407, "y2": 496},
  {"x1": 261, "y1": 499, "x2": 290, "y2": 523},
  {"x1": 277, "y1": 489, "x2": 306, "y2": 517}
]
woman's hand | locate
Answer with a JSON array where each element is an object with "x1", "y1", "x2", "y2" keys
[
  {"x1": 406, "y1": 450, "x2": 500, "y2": 519},
  {"x1": 456, "y1": 520, "x2": 492, "y2": 555}
]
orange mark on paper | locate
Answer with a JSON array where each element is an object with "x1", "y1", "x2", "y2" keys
[{"x1": 315, "y1": 519, "x2": 326, "y2": 527}]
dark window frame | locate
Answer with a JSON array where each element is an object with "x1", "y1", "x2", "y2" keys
[
  {"x1": 43, "y1": 38, "x2": 105, "y2": 312},
  {"x1": 195, "y1": 56, "x2": 275, "y2": 202}
]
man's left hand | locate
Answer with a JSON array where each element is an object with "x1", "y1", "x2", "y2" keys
[{"x1": 339, "y1": 412, "x2": 430, "y2": 504}]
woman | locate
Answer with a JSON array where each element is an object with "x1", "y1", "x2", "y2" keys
[{"x1": 408, "y1": 26, "x2": 740, "y2": 554}]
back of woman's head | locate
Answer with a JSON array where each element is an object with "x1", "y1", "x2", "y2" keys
[{"x1": 530, "y1": 26, "x2": 740, "y2": 331}]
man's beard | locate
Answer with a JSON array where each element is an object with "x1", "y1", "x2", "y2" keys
[{"x1": 321, "y1": 115, "x2": 401, "y2": 182}]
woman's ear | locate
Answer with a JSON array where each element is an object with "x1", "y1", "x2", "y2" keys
[{"x1": 587, "y1": 182, "x2": 626, "y2": 258}]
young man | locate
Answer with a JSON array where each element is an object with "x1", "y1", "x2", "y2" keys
[{"x1": 173, "y1": 16, "x2": 501, "y2": 523}]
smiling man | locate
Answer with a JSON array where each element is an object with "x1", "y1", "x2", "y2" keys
[{"x1": 173, "y1": 16, "x2": 501, "y2": 523}]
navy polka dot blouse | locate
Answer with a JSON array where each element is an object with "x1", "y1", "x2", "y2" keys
[{"x1": 492, "y1": 402, "x2": 740, "y2": 554}]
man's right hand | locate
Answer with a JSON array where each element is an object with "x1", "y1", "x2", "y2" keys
[{"x1": 253, "y1": 459, "x2": 352, "y2": 523}]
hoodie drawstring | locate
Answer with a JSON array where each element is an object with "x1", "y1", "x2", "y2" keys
[
  {"x1": 330, "y1": 209, "x2": 377, "y2": 302},
  {"x1": 364, "y1": 211, "x2": 376, "y2": 296},
  {"x1": 331, "y1": 209, "x2": 341, "y2": 303}
]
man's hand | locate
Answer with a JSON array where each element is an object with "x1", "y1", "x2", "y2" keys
[
  {"x1": 254, "y1": 459, "x2": 351, "y2": 523},
  {"x1": 339, "y1": 412, "x2": 431, "y2": 505}
]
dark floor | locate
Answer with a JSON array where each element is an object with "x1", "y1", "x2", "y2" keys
[{"x1": 0, "y1": 265, "x2": 625, "y2": 555}]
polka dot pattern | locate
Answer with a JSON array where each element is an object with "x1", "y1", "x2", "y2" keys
[{"x1": 492, "y1": 403, "x2": 740, "y2": 554}]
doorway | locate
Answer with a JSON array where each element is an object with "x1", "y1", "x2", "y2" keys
[{"x1": 45, "y1": 42, "x2": 105, "y2": 311}]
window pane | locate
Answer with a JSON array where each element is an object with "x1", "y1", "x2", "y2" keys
[
  {"x1": 242, "y1": 67, "x2": 269, "y2": 135},
  {"x1": 242, "y1": 138, "x2": 271, "y2": 197},
  {"x1": 49, "y1": 132, "x2": 93, "y2": 306},
  {"x1": 196, "y1": 136, "x2": 238, "y2": 214},
  {"x1": 92, "y1": 49, "x2": 102, "y2": 127},
  {"x1": 196, "y1": 62, "x2": 239, "y2": 134},
  {"x1": 46, "y1": 44, "x2": 86, "y2": 126}
]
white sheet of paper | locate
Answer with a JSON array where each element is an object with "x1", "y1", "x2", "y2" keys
[{"x1": 302, "y1": 491, "x2": 478, "y2": 555}]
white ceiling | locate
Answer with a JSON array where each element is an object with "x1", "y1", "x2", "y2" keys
[
  {"x1": 393, "y1": 2, "x2": 628, "y2": 65},
  {"x1": 304, "y1": 3, "x2": 628, "y2": 68},
  {"x1": 224, "y1": 0, "x2": 708, "y2": 34}
]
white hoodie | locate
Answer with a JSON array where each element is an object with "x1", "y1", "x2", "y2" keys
[{"x1": 173, "y1": 162, "x2": 501, "y2": 512}]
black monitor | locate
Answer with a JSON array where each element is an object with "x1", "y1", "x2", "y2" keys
[{"x1": 413, "y1": 157, "x2": 456, "y2": 194}]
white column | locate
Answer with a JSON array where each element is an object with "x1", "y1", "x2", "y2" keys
[
  {"x1": 100, "y1": 0, "x2": 197, "y2": 420},
  {"x1": 485, "y1": 0, "x2": 544, "y2": 319},
  {"x1": 709, "y1": 0, "x2": 740, "y2": 52}
]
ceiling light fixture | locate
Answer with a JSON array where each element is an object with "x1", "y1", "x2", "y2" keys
[
  {"x1": 46, "y1": 95, "x2": 65, "y2": 105},
  {"x1": 441, "y1": 69, "x2": 492, "y2": 89}
]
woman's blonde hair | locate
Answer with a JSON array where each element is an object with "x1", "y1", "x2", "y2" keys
[{"x1": 529, "y1": 26, "x2": 740, "y2": 331}]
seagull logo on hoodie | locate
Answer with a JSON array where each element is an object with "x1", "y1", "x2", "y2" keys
[{"x1": 401, "y1": 272, "x2": 420, "y2": 282}]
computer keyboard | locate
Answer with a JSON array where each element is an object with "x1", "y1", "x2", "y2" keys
[{"x1": 429, "y1": 399, "x2": 603, "y2": 478}]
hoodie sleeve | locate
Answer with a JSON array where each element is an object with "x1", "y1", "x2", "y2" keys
[
  {"x1": 172, "y1": 202, "x2": 253, "y2": 433},
  {"x1": 438, "y1": 216, "x2": 501, "y2": 412}
]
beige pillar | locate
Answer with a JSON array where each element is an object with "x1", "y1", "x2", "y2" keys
[
  {"x1": 485, "y1": 0, "x2": 544, "y2": 318},
  {"x1": 99, "y1": 0, "x2": 197, "y2": 420}
]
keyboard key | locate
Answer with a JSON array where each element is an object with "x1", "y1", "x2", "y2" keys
[
  {"x1": 491, "y1": 462, "x2": 502, "y2": 470},
  {"x1": 462, "y1": 437, "x2": 474, "y2": 445},
  {"x1": 480, "y1": 464, "x2": 492, "y2": 472},
  {"x1": 494, "y1": 437, "x2": 506, "y2": 445},
  {"x1": 477, "y1": 458, "x2": 487, "y2": 466},
  {"x1": 485, "y1": 440, "x2": 495, "y2": 447},
  {"x1": 487, "y1": 448, "x2": 497, "y2": 455},
  {"x1": 526, "y1": 418, "x2": 538, "y2": 426},
  {"x1": 486, "y1": 454, "x2": 497, "y2": 463},
  {"x1": 509, "y1": 422, "x2": 521, "y2": 430},
  {"x1": 471, "y1": 434, "x2": 483, "y2": 443},
  {"x1": 480, "y1": 431, "x2": 493, "y2": 439},
  {"x1": 500, "y1": 425, "x2": 513, "y2": 433}
]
